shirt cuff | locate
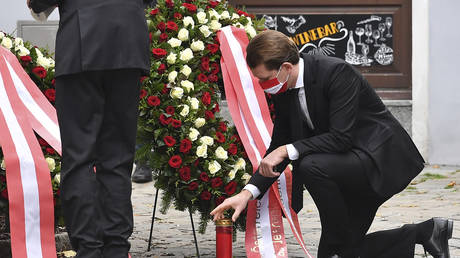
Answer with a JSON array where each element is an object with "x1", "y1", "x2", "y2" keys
[
  {"x1": 243, "y1": 184, "x2": 261, "y2": 200},
  {"x1": 286, "y1": 144, "x2": 299, "y2": 160}
]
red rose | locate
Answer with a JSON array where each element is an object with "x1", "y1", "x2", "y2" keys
[
  {"x1": 32, "y1": 66, "x2": 47, "y2": 79},
  {"x1": 168, "y1": 155, "x2": 182, "y2": 168},
  {"x1": 157, "y1": 63, "x2": 167, "y2": 74},
  {"x1": 159, "y1": 114, "x2": 172, "y2": 125},
  {"x1": 211, "y1": 177, "x2": 223, "y2": 189},
  {"x1": 182, "y1": 3, "x2": 197, "y2": 13},
  {"x1": 149, "y1": 32, "x2": 153, "y2": 42},
  {"x1": 152, "y1": 48, "x2": 167, "y2": 58},
  {"x1": 218, "y1": 122, "x2": 227, "y2": 132},
  {"x1": 208, "y1": 0, "x2": 219, "y2": 8},
  {"x1": 147, "y1": 96, "x2": 161, "y2": 106},
  {"x1": 179, "y1": 166, "x2": 191, "y2": 181},
  {"x1": 215, "y1": 131, "x2": 225, "y2": 143},
  {"x1": 140, "y1": 76, "x2": 148, "y2": 82},
  {"x1": 210, "y1": 62, "x2": 220, "y2": 74},
  {"x1": 236, "y1": 9, "x2": 250, "y2": 17},
  {"x1": 38, "y1": 138, "x2": 48, "y2": 146},
  {"x1": 161, "y1": 84, "x2": 170, "y2": 94},
  {"x1": 163, "y1": 136, "x2": 176, "y2": 147},
  {"x1": 216, "y1": 196, "x2": 226, "y2": 205},
  {"x1": 205, "y1": 110, "x2": 214, "y2": 120},
  {"x1": 174, "y1": 12, "x2": 183, "y2": 19},
  {"x1": 200, "y1": 190, "x2": 211, "y2": 200},
  {"x1": 139, "y1": 89, "x2": 147, "y2": 99},
  {"x1": 1, "y1": 189, "x2": 8, "y2": 200},
  {"x1": 269, "y1": 103, "x2": 275, "y2": 112},
  {"x1": 224, "y1": 181, "x2": 237, "y2": 195},
  {"x1": 46, "y1": 147, "x2": 55, "y2": 155},
  {"x1": 45, "y1": 89, "x2": 56, "y2": 102},
  {"x1": 207, "y1": 44, "x2": 219, "y2": 54},
  {"x1": 188, "y1": 181, "x2": 199, "y2": 191},
  {"x1": 157, "y1": 22, "x2": 166, "y2": 32},
  {"x1": 201, "y1": 56, "x2": 210, "y2": 64},
  {"x1": 51, "y1": 78, "x2": 56, "y2": 86},
  {"x1": 165, "y1": 0, "x2": 174, "y2": 8},
  {"x1": 194, "y1": 159, "x2": 199, "y2": 167},
  {"x1": 228, "y1": 143, "x2": 237, "y2": 155},
  {"x1": 201, "y1": 92, "x2": 211, "y2": 106},
  {"x1": 242, "y1": 151, "x2": 248, "y2": 158},
  {"x1": 20, "y1": 55, "x2": 32, "y2": 65},
  {"x1": 199, "y1": 172, "x2": 209, "y2": 182},
  {"x1": 165, "y1": 105, "x2": 175, "y2": 115},
  {"x1": 208, "y1": 74, "x2": 218, "y2": 82},
  {"x1": 171, "y1": 119, "x2": 182, "y2": 128},
  {"x1": 167, "y1": 21, "x2": 178, "y2": 31},
  {"x1": 197, "y1": 73, "x2": 208, "y2": 82},
  {"x1": 200, "y1": 57, "x2": 210, "y2": 71},
  {"x1": 150, "y1": 8, "x2": 159, "y2": 16},
  {"x1": 159, "y1": 33, "x2": 169, "y2": 42},
  {"x1": 231, "y1": 134, "x2": 240, "y2": 143},
  {"x1": 213, "y1": 102, "x2": 220, "y2": 113},
  {"x1": 179, "y1": 138, "x2": 192, "y2": 153}
]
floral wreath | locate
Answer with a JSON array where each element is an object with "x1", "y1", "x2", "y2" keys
[
  {"x1": 0, "y1": 31, "x2": 64, "y2": 228},
  {"x1": 137, "y1": 0, "x2": 265, "y2": 232}
]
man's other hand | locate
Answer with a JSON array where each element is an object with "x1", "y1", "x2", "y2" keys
[
  {"x1": 258, "y1": 145, "x2": 288, "y2": 178},
  {"x1": 210, "y1": 189, "x2": 253, "y2": 222}
]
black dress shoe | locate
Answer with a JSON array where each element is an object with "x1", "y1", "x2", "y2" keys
[
  {"x1": 423, "y1": 217, "x2": 453, "y2": 258},
  {"x1": 131, "y1": 164, "x2": 153, "y2": 183}
]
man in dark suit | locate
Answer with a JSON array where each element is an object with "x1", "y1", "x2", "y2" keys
[
  {"x1": 28, "y1": 0, "x2": 151, "y2": 257},
  {"x1": 211, "y1": 30, "x2": 453, "y2": 258}
]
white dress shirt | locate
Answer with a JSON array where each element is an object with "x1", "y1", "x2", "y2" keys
[{"x1": 244, "y1": 59, "x2": 314, "y2": 199}]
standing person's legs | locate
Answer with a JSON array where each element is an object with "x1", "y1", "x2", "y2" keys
[
  {"x1": 94, "y1": 69, "x2": 141, "y2": 258},
  {"x1": 55, "y1": 72, "x2": 105, "y2": 258}
]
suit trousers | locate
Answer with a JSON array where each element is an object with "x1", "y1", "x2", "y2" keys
[
  {"x1": 55, "y1": 69, "x2": 141, "y2": 258},
  {"x1": 297, "y1": 150, "x2": 417, "y2": 258}
]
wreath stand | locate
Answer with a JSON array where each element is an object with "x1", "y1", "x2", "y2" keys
[{"x1": 146, "y1": 187, "x2": 201, "y2": 258}]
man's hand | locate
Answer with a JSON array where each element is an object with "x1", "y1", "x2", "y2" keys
[
  {"x1": 258, "y1": 145, "x2": 288, "y2": 178},
  {"x1": 210, "y1": 189, "x2": 253, "y2": 222}
]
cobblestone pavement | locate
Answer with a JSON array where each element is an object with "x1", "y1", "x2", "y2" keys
[{"x1": 129, "y1": 165, "x2": 460, "y2": 258}]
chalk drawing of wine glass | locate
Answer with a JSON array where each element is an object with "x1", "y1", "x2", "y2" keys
[
  {"x1": 372, "y1": 30, "x2": 381, "y2": 47},
  {"x1": 378, "y1": 23, "x2": 386, "y2": 41},
  {"x1": 365, "y1": 24, "x2": 373, "y2": 44},
  {"x1": 385, "y1": 17, "x2": 393, "y2": 38},
  {"x1": 361, "y1": 44, "x2": 371, "y2": 66},
  {"x1": 355, "y1": 27, "x2": 364, "y2": 45}
]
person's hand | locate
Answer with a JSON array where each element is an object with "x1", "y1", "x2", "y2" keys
[
  {"x1": 258, "y1": 145, "x2": 288, "y2": 178},
  {"x1": 210, "y1": 189, "x2": 252, "y2": 222}
]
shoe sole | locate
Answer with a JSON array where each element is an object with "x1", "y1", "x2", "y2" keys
[{"x1": 447, "y1": 219, "x2": 453, "y2": 240}]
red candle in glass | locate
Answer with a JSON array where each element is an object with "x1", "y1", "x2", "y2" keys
[{"x1": 215, "y1": 218, "x2": 232, "y2": 258}]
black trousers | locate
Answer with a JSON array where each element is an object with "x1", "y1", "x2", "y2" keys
[
  {"x1": 298, "y1": 150, "x2": 417, "y2": 258},
  {"x1": 55, "y1": 69, "x2": 141, "y2": 258}
]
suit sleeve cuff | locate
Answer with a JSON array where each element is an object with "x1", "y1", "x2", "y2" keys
[
  {"x1": 286, "y1": 144, "x2": 300, "y2": 160},
  {"x1": 243, "y1": 184, "x2": 260, "y2": 200}
]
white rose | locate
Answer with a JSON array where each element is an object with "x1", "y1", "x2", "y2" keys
[
  {"x1": 167, "y1": 37, "x2": 182, "y2": 48},
  {"x1": 199, "y1": 25, "x2": 212, "y2": 37},
  {"x1": 209, "y1": 9, "x2": 221, "y2": 20},
  {"x1": 228, "y1": 169, "x2": 237, "y2": 180},
  {"x1": 208, "y1": 160, "x2": 221, "y2": 175},
  {"x1": 170, "y1": 87, "x2": 184, "y2": 99},
  {"x1": 197, "y1": 11, "x2": 208, "y2": 24},
  {"x1": 194, "y1": 118, "x2": 206, "y2": 128},
  {"x1": 0, "y1": 32, "x2": 4, "y2": 39},
  {"x1": 181, "y1": 65, "x2": 192, "y2": 77},
  {"x1": 166, "y1": 53, "x2": 177, "y2": 64},
  {"x1": 232, "y1": 13, "x2": 240, "y2": 20},
  {"x1": 189, "y1": 97, "x2": 199, "y2": 109},
  {"x1": 241, "y1": 173, "x2": 252, "y2": 184},
  {"x1": 200, "y1": 136, "x2": 214, "y2": 146},
  {"x1": 177, "y1": 28, "x2": 190, "y2": 41},
  {"x1": 35, "y1": 48, "x2": 43, "y2": 57},
  {"x1": 168, "y1": 71, "x2": 178, "y2": 82},
  {"x1": 1, "y1": 37, "x2": 13, "y2": 49},
  {"x1": 246, "y1": 17, "x2": 253, "y2": 25},
  {"x1": 234, "y1": 158, "x2": 246, "y2": 170},
  {"x1": 235, "y1": 22, "x2": 244, "y2": 29},
  {"x1": 54, "y1": 173, "x2": 61, "y2": 184},
  {"x1": 183, "y1": 16, "x2": 195, "y2": 28},
  {"x1": 196, "y1": 144, "x2": 208, "y2": 158},
  {"x1": 16, "y1": 45, "x2": 30, "y2": 57},
  {"x1": 45, "y1": 157, "x2": 56, "y2": 172},
  {"x1": 220, "y1": 11, "x2": 230, "y2": 20},
  {"x1": 190, "y1": 40, "x2": 205, "y2": 52},
  {"x1": 209, "y1": 20, "x2": 222, "y2": 32},
  {"x1": 179, "y1": 48, "x2": 194, "y2": 62},
  {"x1": 180, "y1": 104, "x2": 189, "y2": 117},
  {"x1": 0, "y1": 159, "x2": 5, "y2": 170},
  {"x1": 189, "y1": 128, "x2": 200, "y2": 141},
  {"x1": 14, "y1": 37, "x2": 24, "y2": 47},
  {"x1": 215, "y1": 146, "x2": 228, "y2": 160},
  {"x1": 37, "y1": 55, "x2": 54, "y2": 69},
  {"x1": 245, "y1": 25, "x2": 257, "y2": 38},
  {"x1": 180, "y1": 80, "x2": 194, "y2": 92}
]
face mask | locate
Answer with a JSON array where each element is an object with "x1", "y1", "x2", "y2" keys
[{"x1": 259, "y1": 65, "x2": 290, "y2": 95}]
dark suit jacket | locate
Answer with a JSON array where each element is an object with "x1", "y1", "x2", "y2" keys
[
  {"x1": 248, "y1": 54, "x2": 425, "y2": 212},
  {"x1": 32, "y1": 0, "x2": 151, "y2": 77}
]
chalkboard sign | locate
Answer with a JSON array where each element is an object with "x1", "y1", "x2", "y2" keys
[{"x1": 260, "y1": 14, "x2": 394, "y2": 67}]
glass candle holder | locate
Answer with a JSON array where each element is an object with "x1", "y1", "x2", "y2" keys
[{"x1": 215, "y1": 218, "x2": 233, "y2": 258}]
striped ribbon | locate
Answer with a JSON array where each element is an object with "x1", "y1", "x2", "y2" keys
[
  {"x1": 0, "y1": 46, "x2": 60, "y2": 258},
  {"x1": 218, "y1": 26, "x2": 313, "y2": 258}
]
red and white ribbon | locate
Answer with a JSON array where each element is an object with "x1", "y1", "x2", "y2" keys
[
  {"x1": 218, "y1": 26, "x2": 313, "y2": 258},
  {"x1": 0, "y1": 46, "x2": 60, "y2": 258}
]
